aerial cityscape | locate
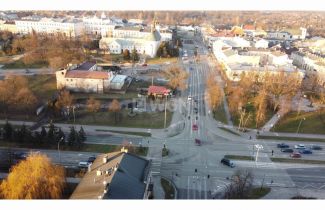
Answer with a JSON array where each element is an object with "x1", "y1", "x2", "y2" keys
[{"x1": 1, "y1": 10, "x2": 325, "y2": 200}]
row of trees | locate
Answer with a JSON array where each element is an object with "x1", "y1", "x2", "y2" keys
[
  {"x1": 225, "y1": 71, "x2": 302, "y2": 128},
  {"x1": 122, "y1": 48, "x2": 140, "y2": 62},
  {"x1": 0, "y1": 121, "x2": 86, "y2": 149},
  {"x1": 0, "y1": 75, "x2": 37, "y2": 118},
  {"x1": 206, "y1": 72, "x2": 224, "y2": 111}
]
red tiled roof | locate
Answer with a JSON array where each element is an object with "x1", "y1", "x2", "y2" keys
[
  {"x1": 243, "y1": 25, "x2": 255, "y2": 30},
  {"x1": 65, "y1": 70, "x2": 109, "y2": 79},
  {"x1": 148, "y1": 86, "x2": 170, "y2": 95}
]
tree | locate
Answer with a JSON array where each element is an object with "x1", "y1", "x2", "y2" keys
[
  {"x1": 206, "y1": 74, "x2": 224, "y2": 111},
  {"x1": 130, "y1": 47, "x2": 139, "y2": 62},
  {"x1": 163, "y1": 66, "x2": 189, "y2": 91},
  {"x1": 76, "y1": 127, "x2": 86, "y2": 149},
  {"x1": 224, "y1": 170, "x2": 254, "y2": 199},
  {"x1": 253, "y1": 89, "x2": 268, "y2": 127},
  {"x1": 55, "y1": 90, "x2": 74, "y2": 119},
  {"x1": 3, "y1": 121, "x2": 13, "y2": 141},
  {"x1": 0, "y1": 153, "x2": 65, "y2": 199},
  {"x1": 109, "y1": 99, "x2": 121, "y2": 124},
  {"x1": 67, "y1": 126, "x2": 77, "y2": 147},
  {"x1": 86, "y1": 97, "x2": 101, "y2": 121},
  {"x1": 14, "y1": 87, "x2": 37, "y2": 119},
  {"x1": 47, "y1": 122, "x2": 56, "y2": 145},
  {"x1": 123, "y1": 49, "x2": 130, "y2": 60},
  {"x1": 40, "y1": 126, "x2": 47, "y2": 143},
  {"x1": 56, "y1": 128, "x2": 65, "y2": 145}
]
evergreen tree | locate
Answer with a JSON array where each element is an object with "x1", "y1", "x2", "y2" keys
[
  {"x1": 47, "y1": 122, "x2": 55, "y2": 145},
  {"x1": 34, "y1": 131, "x2": 43, "y2": 145},
  {"x1": 56, "y1": 128, "x2": 65, "y2": 145},
  {"x1": 78, "y1": 127, "x2": 86, "y2": 143},
  {"x1": 130, "y1": 47, "x2": 139, "y2": 62},
  {"x1": 17, "y1": 124, "x2": 27, "y2": 143},
  {"x1": 40, "y1": 126, "x2": 47, "y2": 143},
  {"x1": 67, "y1": 126, "x2": 76, "y2": 147},
  {"x1": 3, "y1": 121, "x2": 13, "y2": 141}
]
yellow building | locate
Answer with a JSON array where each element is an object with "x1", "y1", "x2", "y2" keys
[{"x1": 0, "y1": 21, "x2": 17, "y2": 33}]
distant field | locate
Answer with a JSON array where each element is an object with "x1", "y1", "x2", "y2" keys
[
  {"x1": 272, "y1": 111, "x2": 325, "y2": 135},
  {"x1": 27, "y1": 74, "x2": 57, "y2": 102}
]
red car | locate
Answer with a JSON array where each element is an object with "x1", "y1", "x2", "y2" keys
[
  {"x1": 192, "y1": 124, "x2": 198, "y2": 131},
  {"x1": 290, "y1": 152, "x2": 302, "y2": 158},
  {"x1": 142, "y1": 63, "x2": 148, "y2": 66}
]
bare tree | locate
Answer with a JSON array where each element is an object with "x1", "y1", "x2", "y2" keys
[
  {"x1": 86, "y1": 97, "x2": 101, "y2": 121},
  {"x1": 224, "y1": 170, "x2": 254, "y2": 199},
  {"x1": 109, "y1": 99, "x2": 121, "y2": 124},
  {"x1": 163, "y1": 66, "x2": 189, "y2": 91}
]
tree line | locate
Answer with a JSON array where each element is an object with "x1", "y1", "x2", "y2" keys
[{"x1": 0, "y1": 121, "x2": 86, "y2": 149}]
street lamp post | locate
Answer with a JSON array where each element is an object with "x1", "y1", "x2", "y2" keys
[
  {"x1": 296, "y1": 118, "x2": 306, "y2": 134},
  {"x1": 58, "y1": 137, "x2": 64, "y2": 165},
  {"x1": 254, "y1": 144, "x2": 263, "y2": 168}
]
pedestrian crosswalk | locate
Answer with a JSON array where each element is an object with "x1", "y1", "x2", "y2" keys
[{"x1": 151, "y1": 159, "x2": 162, "y2": 176}]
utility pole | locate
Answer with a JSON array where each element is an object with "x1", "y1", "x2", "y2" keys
[{"x1": 296, "y1": 117, "x2": 306, "y2": 134}]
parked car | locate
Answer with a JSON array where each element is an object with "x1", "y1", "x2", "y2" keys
[
  {"x1": 294, "y1": 144, "x2": 306, "y2": 149},
  {"x1": 299, "y1": 149, "x2": 313, "y2": 154},
  {"x1": 192, "y1": 124, "x2": 198, "y2": 131},
  {"x1": 290, "y1": 152, "x2": 302, "y2": 158},
  {"x1": 281, "y1": 148, "x2": 293, "y2": 153},
  {"x1": 220, "y1": 158, "x2": 235, "y2": 168},
  {"x1": 78, "y1": 161, "x2": 91, "y2": 168},
  {"x1": 277, "y1": 143, "x2": 290, "y2": 148},
  {"x1": 195, "y1": 138, "x2": 201, "y2": 146},
  {"x1": 188, "y1": 96, "x2": 192, "y2": 101},
  {"x1": 142, "y1": 63, "x2": 148, "y2": 67},
  {"x1": 87, "y1": 156, "x2": 97, "y2": 164},
  {"x1": 13, "y1": 152, "x2": 28, "y2": 160},
  {"x1": 310, "y1": 145, "x2": 322, "y2": 150}
]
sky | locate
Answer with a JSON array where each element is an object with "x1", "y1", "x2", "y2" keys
[{"x1": 1, "y1": 0, "x2": 325, "y2": 11}]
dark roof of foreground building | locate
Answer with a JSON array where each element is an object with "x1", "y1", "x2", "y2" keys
[
  {"x1": 70, "y1": 150, "x2": 150, "y2": 199},
  {"x1": 74, "y1": 62, "x2": 97, "y2": 71}
]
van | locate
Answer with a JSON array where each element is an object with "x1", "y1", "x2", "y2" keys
[{"x1": 220, "y1": 158, "x2": 235, "y2": 168}]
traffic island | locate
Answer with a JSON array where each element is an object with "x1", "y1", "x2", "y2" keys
[
  {"x1": 162, "y1": 148, "x2": 169, "y2": 157},
  {"x1": 160, "y1": 177, "x2": 176, "y2": 199}
]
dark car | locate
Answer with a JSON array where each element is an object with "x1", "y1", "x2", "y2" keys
[
  {"x1": 87, "y1": 156, "x2": 97, "y2": 164},
  {"x1": 277, "y1": 143, "x2": 289, "y2": 148},
  {"x1": 281, "y1": 148, "x2": 293, "y2": 153},
  {"x1": 221, "y1": 158, "x2": 235, "y2": 168},
  {"x1": 14, "y1": 152, "x2": 28, "y2": 160},
  {"x1": 290, "y1": 152, "x2": 302, "y2": 158},
  {"x1": 298, "y1": 149, "x2": 313, "y2": 154},
  {"x1": 310, "y1": 145, "x2": 322, "y2": 150}
]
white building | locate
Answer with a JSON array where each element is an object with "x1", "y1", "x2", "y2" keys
[
  {"x1": 99, "y1": 22, "x2": 161, "y2": 58},
  {"x1": 267, "y1": 28, "x2": 307, "y2": 41},
  {"x1": 15, "y1": 17, "x2": 84, "y2": 37},
  {"x1": 254, "y1": 39, "x2": 269, "y2": 49}
]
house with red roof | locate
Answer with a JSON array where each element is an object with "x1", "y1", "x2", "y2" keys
[{"x1": 147, "y1": 85, "x2": 170, "y2": 98}]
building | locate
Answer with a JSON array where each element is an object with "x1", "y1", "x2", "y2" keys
[
  {"x1": 70, "y1": 149, "x2": 152, "y2": 199},
  {"x1": 254, "y1": 39, "x2": 269, "y2": 49},
  {"x1": 0, "y1": 20, "x2": 18, "y2": 33},
  {"x1": 15, "y1": 17, "x2": 84, "y2": 37},
  {"x1": 82, "y1": 12, "x2": 117, "y2": 37},
  {"x1": 267, "y1": 27, "x2": 307, "y2": 41},
  {"x1": 99, "y1": 21, "x2": 161, "y2": 58},
  {"x1": 148, "y1": 85, "x2": 171, "y2": 98}
]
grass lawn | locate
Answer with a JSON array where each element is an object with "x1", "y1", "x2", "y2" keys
[
  {"x1": 63, "y1": 110, "x2": 173, "y2": 129},
  {"x1": 160, "y1": 178, "x2": 175, "y2": 199},
  {"x1": 270, "y1": 157, "x2": 325, "y2": 164},
  {"x1": 26, "y1": 74, "x2": 57, "y2": 102},
  {"x1": 224, "y1": 155, "x2": 254, "y2": 161},
  {"x1": 256, "y1": 135, "x2": 325, "y2": 142},
  {"x1": 2, "y1": 59, "x2": 48, "y2": 69},
  {"x1": 146, "y1": 57, "x2": 178, "y2": 65},
  {"x1": 213, "y1": 104, "x2": 228, "y2": 124},
  {"x1": 271, "y1": 111, "x2": 325, "y2": 134},
  {"x1": 95, "y1": 129, "x2": 152, "y2": 137},
  {"x1": 218, "y1": 127, "x2": 240, "y2": 136},
  {"x1": 247, "y1": 187, "x2": 271, "y2": 199}
]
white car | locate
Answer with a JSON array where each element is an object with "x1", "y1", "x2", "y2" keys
[
  {"x1": 188, "y1": 96, "x2": 192, "y2": 101},
  {"x1": 294, "y1": 144, "x2": 306, "y2": 149},
  {"x1": 78, "y1": 161, "x2": 91, "y2": 168}
]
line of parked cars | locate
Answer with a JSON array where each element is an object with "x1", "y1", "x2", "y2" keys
[{"x1": 277, "y1": 143, "x2": 322, "y2": 158}]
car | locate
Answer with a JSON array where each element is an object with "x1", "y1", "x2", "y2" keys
[
  {"x1": 220, "y1": 158, "x2": 235, "y2": 168},
  {"x1": 290, "y1": 152, "x2": 302, "y2": 158},
  {"x1": 294, "y1": 144, "x2": 306, "y2": 149},
  {"x1": 281, "y1": 148, "x2": 293, "y2": 153},
  {"x1": 87, "y1": 156, "x2": 97, "y2": 163},
  {"x1": 192, "y1": 124, "x2": 198, "y2": 131},
  {"x1": 188, "y1": 96, "x2": 192, "y2": 101},
  {"x1": 195, "y1": 138, "x2": 201, "y2": 146},
  {"x1": 142, "y1": 63, "x2": 148, "y2": 67},
  {"x1": 13, "y1": 152, "x2": 28, "y2": 160},
  {"x1": 194, "y1": 107, "x2": 198, "y2": 111},
  {"x1": 78, "y1": 161, "x2": 91, "y2": 168},
  {"x1": 298, "y1": 149, "x2": 313, "y2": 154},
  {"x1": 277, "y1": 143, "x2": 290, "y2": 148},
  {"x1": 310, "y1": 145, "x2": 322, "y2": 150}
]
